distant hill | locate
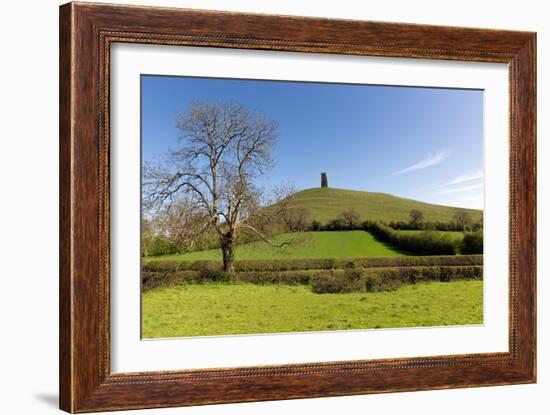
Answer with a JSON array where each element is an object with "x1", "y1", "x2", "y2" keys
[{"x1": 289, "y1": 187, "x2": 482, "y2": 224}]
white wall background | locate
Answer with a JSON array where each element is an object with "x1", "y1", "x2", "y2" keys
[{"x1": 0, "y1": 1, "x2": 546, "y2": 414}]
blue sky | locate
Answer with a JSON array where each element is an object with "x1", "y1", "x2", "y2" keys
[{"x1": 142, "y1": 75, "x2": 484, "y2": 209}]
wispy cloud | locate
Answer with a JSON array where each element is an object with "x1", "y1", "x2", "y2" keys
[
  {"x1": 443, "y1": 169, "x2": 483, "y2": 186},
  {"x1": 391, "y1": 150, "x2": 450, "y2": 176},
  {"x1": 437, "y1": 182, "x2": 483, "y2": 195}
]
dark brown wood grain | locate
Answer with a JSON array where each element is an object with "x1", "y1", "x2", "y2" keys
[
  {"x1": 59, "y1": 3, "x2": 73, "y2": 411},
  {"x1": 59, "y1": 2, "x2": 536, "y2": 412}
]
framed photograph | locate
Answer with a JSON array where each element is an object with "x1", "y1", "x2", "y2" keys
[{"x1": 59, "y1": 2, "x2": 536, "y2": 412}]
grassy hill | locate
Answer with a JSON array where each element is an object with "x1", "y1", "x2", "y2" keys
[{"x1": 290, "y1": 187, "x2": 482, "y2": 224}]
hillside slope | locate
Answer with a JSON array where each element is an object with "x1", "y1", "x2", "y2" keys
[{"x1": 290, "y1": 187, "x2": 482, "y2": 224}]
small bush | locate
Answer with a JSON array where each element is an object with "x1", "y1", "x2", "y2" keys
[
  {"x1": 310, "y1": 272, "x2": 347, "y2": 293},
  {"x1": 197, "y1": 268, "x2": 230, "y2": 283},
  {"x1": 235, "y1": 270, "x2": 314, "y2": 285},
  {"x1": 311, "y1": 270, "x2": 364, "y2": 293},
  {"x1": 142, "y1": 271, "x2": 200, "y2": 291},
  {"x1": 364, "y1": 272, "x2": 403, "y2": 292},
  {"x1": 461, "y1": 230, "x2": 483, "y2": 254},
  {"x1": 311, "y1": 220, "x2": 322, "y2": 231},
  {"x1": 142, "y1": 236, "x2": 181, "y2": 257}
]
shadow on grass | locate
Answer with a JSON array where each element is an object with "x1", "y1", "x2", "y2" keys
[{"x1": 363, "y1": 230, "x2": 413, "y2": 256}]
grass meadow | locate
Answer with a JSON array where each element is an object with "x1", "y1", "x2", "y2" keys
[
  {"x1": 142, "y1": 227, "x2": 481, "y2": 338},
  {"x1": 142, "y1": 228, "x2": 482, "y2": 337},
  {"x1": 142, "y1": 280, "x2": 483, "y2": 337},
  {"x1": 149, "y1": 230, "x2": 406, "y2": 261}
]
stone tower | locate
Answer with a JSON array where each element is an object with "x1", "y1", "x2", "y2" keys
[{"x1": 321, "y1": 172, "x2": 328, "y2": 188}]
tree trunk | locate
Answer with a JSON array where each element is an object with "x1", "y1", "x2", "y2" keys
[{"x1": 220, "y1": 232, "x2": 235, "y2": 273}]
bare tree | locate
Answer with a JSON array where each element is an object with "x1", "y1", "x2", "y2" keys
[
  {"x1": 143, "y1": 101, "x2": 296, "y2": 272},
  {"x1": 337, "y1": 208, "x2": 362, "y2": 228},
  {"x1": 453, "y1": 211, "x2": 472, "y2": 231},
  {"x1": 409, "y1": 209, "x2": 424, "y2": 228},
  {"x1": 281, "y1": 206, "x2": 312, "y2": 232}
]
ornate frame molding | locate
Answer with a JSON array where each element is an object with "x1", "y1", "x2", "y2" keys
[{"x1": 60, "y1": 2, "x2": 536, "y2": 412}]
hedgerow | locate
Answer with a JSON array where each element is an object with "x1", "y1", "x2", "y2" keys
[
  {"x1": 142, "y1": 265, "x2": 483, "y2": 292},
  {"x1": 365, "y1": 222, "x2": 460, "y2": 255},
  {"x1": 460, "y1": 230, "x2": 483, "y2": 254},
  {"x1": 310, "y1": 265, "x2": 483, "y2": 293},
  {"x1": 386, "y1": 220, "x2": 482, "y2": 232},
  {"x1": 143, "y1": 254, "x2": 482, "y2": 273}
]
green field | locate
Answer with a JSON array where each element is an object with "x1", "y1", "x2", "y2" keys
[
  {"x1": 142, "y1": 280, "x2": 483, "y2": 338},
  {"x1": 149, "y1": 230, "x2": 406, "y2": 261},
  {"x1": 290, "y1": 187, "x2": 482, "y2": 224}
]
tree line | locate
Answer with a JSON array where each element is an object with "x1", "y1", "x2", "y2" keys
[
  {"x1": 288, "y1": 207, "x2": 482, "y2": 233},
  {"x1": 143, "y1": 206, "x2": 483, "y2": 257}
]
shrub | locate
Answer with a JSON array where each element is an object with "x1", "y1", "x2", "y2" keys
[
  {"x1": 310, "y1": 269, "x2": 364, "y2": 293},
  {"x1": 310, "y1": 272, "x2": 347, "y2": 293},
  {"x1": 142, "y1": 236, "x2": 181, "y2": 257},
  {"x1": 197, "y1": 268, "x2": 230, "y2": 282},
  {"x1": 142, "y1": 271, "x2": 200, "y2": 291},
  {"x1": 448, "y1": 265, "x2": 483, "y2": 280},
  {"x1": 325, "y1": 218, "x2": 345, "y2": 231},
  {"x1": 461, "y1": 230, "x2": 483, "y2": 254},
  {"x1": 311, "y1": 220, "x2": 322, "y2": 231},
  {"x1": 235, "y1": 270, "x2": 314, "y2": 285},
  {"x1": 364, "y1": 271, "x2": 404, "y2": 292},
  {"x1": 338, "y1": 209, "x2": 363, "y2": 228}
]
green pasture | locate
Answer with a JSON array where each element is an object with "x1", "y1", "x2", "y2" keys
[
  {"x1": 147, "y1": 231, "x2": 406, "y2": 261},
  {"x1": 142, "y1": 280, "x2": 483, "y2": 338}
]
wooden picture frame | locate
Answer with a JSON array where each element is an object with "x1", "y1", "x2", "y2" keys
[{"x1": 59, "y1": 2, "x2": 536, "y2": 412}]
